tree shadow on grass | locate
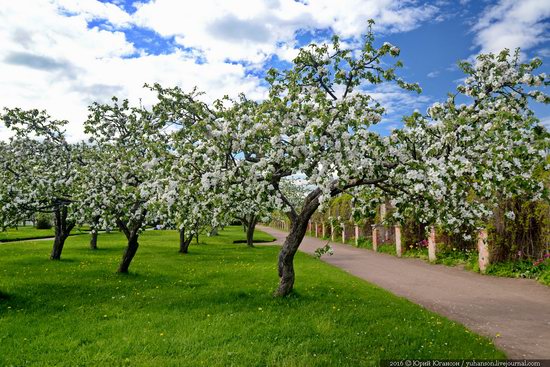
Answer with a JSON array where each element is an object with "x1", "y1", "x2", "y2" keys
[
  {"x1": 0, "y1": 290, "x2": 9, "y2": 301},
  {"x1": 232, "y1": 239, "x2": 276, "y2": 244}
]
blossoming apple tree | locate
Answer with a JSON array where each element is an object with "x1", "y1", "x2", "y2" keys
[
  {"x1": 147, "y1": 85, "x2": 235, "y2": 253},
  {"x1": 150, "y1": 86, "x2": 284, "y2": 249},
  {"x1": 162, "y1": 24, "x2": 547, "y2": 296},
  {"x1": 77, "y1": 98, "x2": 168, "y2": 273},
  {"x1": 383, "y1": 49, "x2": 549, "y2": 236},
  {"x1": 153, "y1": 24, "x2": 423, "y2": 295},
  {"x1": 0, "y1": 108, "x2": 81, "y2": 260},
  {"x1": 249, "y1": 31, "x2": 424, "y2": 296}
]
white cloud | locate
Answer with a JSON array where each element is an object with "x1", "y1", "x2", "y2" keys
[
  {"x1": 0, "y1": 0, "x2": 439, "y2": 141},
  {"x1": 0, "y1": 1, "x2": 266, "y2": 141},
  {"x1": 472, "y1": 0, "x2": 550, "y2": 55},
  {"x1": 540, "y1": 116, "x2": 550, "y2": 129},
  {"x1": 427, "y1": 71, "x2": 439, "y2": 78},
  {"x1": 133, "y1": 0, "x2": 439, "y2": 64},
  {"x1": 53, "y1": 0, "x2": 132, "y2": 27},
  {"x1": 366, "y1": 83, "x2": 432, "y2": 120}
]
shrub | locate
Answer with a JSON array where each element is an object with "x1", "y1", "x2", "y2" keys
[{"x1": 35, "y1": 213, "x2": 52, "y2": 229}]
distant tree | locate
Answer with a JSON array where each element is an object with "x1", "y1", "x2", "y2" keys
[
  {"x1": 77, "y1": 98, "x2": 167, "y2": 273},
  {"x1": 0, "y1": 109, "x2": 81, "y2": 260}
]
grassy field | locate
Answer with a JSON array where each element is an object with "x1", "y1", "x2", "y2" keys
[
  {"x1": 0, "y1": 226, "x2": 90, "y2": 242},
  {"x1": 0, "y1": 227, "x2": 504, "y2": 366}
]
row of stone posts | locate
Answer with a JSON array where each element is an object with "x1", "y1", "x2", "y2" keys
[
  {"x1": 275, "y1": 217, "x2": 490, "y2": 273},
  {"x1": 305, "y1": 220, "x2": 490, "y2": 273},
  {"x1": 273, "y1": 220, "x2": 289, "y2": 231}
]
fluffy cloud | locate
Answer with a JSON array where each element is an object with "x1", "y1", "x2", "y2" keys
[
  {"x1": 54, "y1": 0, "x2": 132, "y2": 27},
  {"x1": 0, "y1": 0, "x2": 439, "y2": 141},
  {"x1": 0, "y1": 1, "x2": 267, "y2": 140},
  {"x1": 472, "y1": 0, "x2": 550, "y2": 55},
  {"x1": 366, "y1": 83, "x2": 432, "y2": 131},
  {"x1": 133, "y1": 0, "x2": 438, "y2": 64}
]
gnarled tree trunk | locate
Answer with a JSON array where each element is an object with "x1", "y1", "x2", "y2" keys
[
  {"x1": 118, "y1": 234, "x2": 139, "y2": 273},
  {"x1": 50, "y1": 206, "x2": 76, "y2": 260},
  {"x1": 274, "y1": 188, "x2": 322, "y2": 297},
  {"x1": 90, "y1": 230, "x2": 98, "y2": 250},
  {"x1": 275, "y1": 216, "x2": 310, "y2": 296},
  {"x1": 116, "y1": 217, "x2": 144, "y2": 273},
  {"x1": 272, "y1": 176, "x2": 386, "y2": 296},
  {"x1": 90, "y1": 215, "x2": 100, "y2": 250},
  {"x1": 245, "y1": 215, "x2": 257, "y2": 248},
  {"x1": 179, "y1": 228, "x2": 192, "y2": 254}
]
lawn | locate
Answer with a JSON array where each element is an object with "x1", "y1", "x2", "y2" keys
[
  {"x1": 0, "y1": 226, "x2": 90, "y2": 242},
  {"x1": 0, "y1": 227, "x2": 504, "y2": 366}
]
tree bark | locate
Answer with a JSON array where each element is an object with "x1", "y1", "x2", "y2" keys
[
  {"x1": 117, "y1": 233, "x2": 139, "y2": 273},
  {"x1": 50, "y1": 206, "x2": 75, "y2": 260},
  {"x1": 90, "y1": 230, "x2": 98, "y2": 250},
  {"x1": 274, "y1": 217, "x2": 310, "y2": 296},
  {"x1": 90, "y1": 215, "x2": 100, "y2": 250},
  {"x1": 179, "y1": 228, "x2": 192, "y2": 254},
  {"x1": 246, "y1": 215, "x2": 257, "y2": 247},
  {"x1": 116, "y1": 216, "x2": 144, "y2": 273}
]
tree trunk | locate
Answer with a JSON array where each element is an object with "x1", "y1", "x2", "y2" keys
[
  {"x1": 274, "y1": 217, "x2": 310, "y2": 297},
  {"x1": 90, "y1": 230, "x2": 98, "y2": 250},
  {"x1": 90, "y1": 215, "x2": 100, "y2": 250},
  {"x1": 116, "y1": 216, "x2": 144, "y2": 273},
  {"x1": 246, "y1": 216, "x2": 257, "y2": 247},
  {"x1": 50, "y1": 233, "x2": 65, "y2": 260},
  {"x1": 117, "y1": 234, "x2": 139, "y2": 273},
  {"x1": 179, "y1": 228, "x2": 192, "y2": 254},
  {"x1": 50, "y1": 206, "x2": 75, "y2": 260}
]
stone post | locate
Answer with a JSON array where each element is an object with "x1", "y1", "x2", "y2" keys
[
  {"x1": 315, "y1": 222, "x2": 319, "y2": 237},
  {"x1": 322, "y1": 223, "x2": 326, "y2": 238},
  {"x1": 372, "y1": 225, "x2": 378, "y2": 252},
  {"x1": 380, "y1": 203, "x2": 386, "y2": 220},
  {"x1": 341, "y1": 223, "x2": 346, "y2": 243},
  {"x1": 428, "y1": 226, "x2": 437, "y2": 262},
  {"x1": 395, "y1": 225, "x2": 402, "y2": 257},
  {"x1": 477, "y1": 229, "x2": 489, "y2": 273},
  {"x1": 330, "y1": 223, "x2": 335, "y2": 242},
  {"x1": 354, "y1": 225, "x2": 360, "y2": 247}
]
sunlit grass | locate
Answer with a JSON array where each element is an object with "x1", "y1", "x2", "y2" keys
[
  {"x1": 0, "y1": 226, "x2": 90, "y2": 242},
  {"x1": 0, "y1": 227, "x2": 504, "y2": 366}
]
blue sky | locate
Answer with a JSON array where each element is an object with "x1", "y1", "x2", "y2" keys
[{"x1": 0, "y1": 0, "x2": 549, "y2": 139}]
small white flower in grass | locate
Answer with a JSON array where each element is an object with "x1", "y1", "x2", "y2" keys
[{"x1": 505, "y1": 211, "x2": 516, "y2": 220}]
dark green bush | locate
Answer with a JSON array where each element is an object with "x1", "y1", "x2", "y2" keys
[{"x1": 35, "y1": 213, "x2": 52, "y2": 229}]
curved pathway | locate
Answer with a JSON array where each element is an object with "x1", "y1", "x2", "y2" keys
[{"x1": 258, "y1": 225, "x2": 550, "y2": 359}]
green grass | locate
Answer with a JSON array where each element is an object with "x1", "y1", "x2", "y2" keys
[
  {"x1": 355, "y1": 237, "x2": 373, "y2": 249},
  {"x1": 434, "y1": 247, "x2": 477, "y2": 267},
  {"x1": 402, "y1": 246, "x2": 429, "y2": 260},
  {"x1": 0, "y1": 227, "x2": 504, "y2": 366},
  {"x1": 0, "y1": 226, "x2": 55, "y2": 241},
  {"x1": 0, "y1": 226, "x2": 90, "y2": 242},
  {"x1": 484, "y1": 258, "x2": 550, "y2": 286}
]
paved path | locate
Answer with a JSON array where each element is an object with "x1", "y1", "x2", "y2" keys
[{"x1": 258, "y1": 225, "x2": 550, "y2": 359}]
